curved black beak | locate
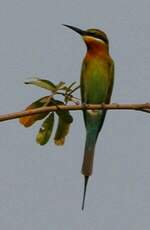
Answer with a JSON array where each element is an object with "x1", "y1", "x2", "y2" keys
[{"x1": 63, "y1": 24, "x2": 86, "y2": 36}]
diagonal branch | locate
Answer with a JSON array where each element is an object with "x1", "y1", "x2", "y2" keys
[{"x1": 0, "y1": 102, "x2": 150, "y2": 123}]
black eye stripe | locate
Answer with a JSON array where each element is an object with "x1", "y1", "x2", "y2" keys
[{"x1": 88, "y1": 32, "x2": 108, "y2": 44}]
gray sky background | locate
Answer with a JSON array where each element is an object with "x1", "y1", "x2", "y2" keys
[{"x1": 0, "y1": 0, "x2": 150, "y2": 229}]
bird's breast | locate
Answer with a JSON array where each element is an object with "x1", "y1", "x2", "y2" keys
[{"x1": 81, "y1": 54, "x2": 111, "y2": 104}]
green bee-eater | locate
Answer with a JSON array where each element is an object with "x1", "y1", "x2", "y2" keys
[{"x1": 63, "y1": 25, "x2": 114, "y2": 209}]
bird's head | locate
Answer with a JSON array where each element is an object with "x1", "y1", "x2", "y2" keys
[{"x1": 63, "y1": 24, "x2": 109, "y2": 52}]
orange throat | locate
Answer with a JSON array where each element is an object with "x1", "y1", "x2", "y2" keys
[{"x1": 83, "y1": 36, "x2": 109, "y2": 55}]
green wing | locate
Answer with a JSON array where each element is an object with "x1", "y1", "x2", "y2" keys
[{"x1": 80, "y1": 56, "x2": 114, "y2": 133}]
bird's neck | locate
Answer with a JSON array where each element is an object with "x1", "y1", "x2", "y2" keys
[
  {"x1": 85, "y1": 37, "x2": 109, "y2": 56},
  {"x1": 87, "y1": 42, "x2": 109, "y2": 55}
]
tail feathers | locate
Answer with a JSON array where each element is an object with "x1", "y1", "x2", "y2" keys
[
  {"x1": 82, "y1": 176, "x2": 89, "y2": 210},
  {"x1": 81, "y1": 131, "x2": 96, "y2": 176},
  {"x1": 81, "y1": 132, "x2": 97, "y2": 210}
]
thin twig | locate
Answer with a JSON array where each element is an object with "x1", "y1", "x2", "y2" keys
[
  {"x1": 0, "y1": 102, "x2": 150, "y2": 123},
  {"x1": 68, "y1": 85, "x2": 80, "y2": 95}
]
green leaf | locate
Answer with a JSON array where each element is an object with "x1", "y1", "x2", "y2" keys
[
  {"x1": 56, "y1": 81, "x2": 66, "y2": 90},
  {"x1": 25, "y1": 78, "x2": 57, "y2": 92},
  {"x1": 36, "y1": 112, "x2": 54, "y2": 145},
  {"x1": 50, "y1": 98, "x2": 73, "y2": 123},
  {"x1": 54, "y1": 110, "x2": 73, "y2": 145},
  {"x1": 19, "y1": 96, "x2": 50, "y2": 127},
  {"x1": 56, "y1": 110, "x2": 73, "y2": 123}
]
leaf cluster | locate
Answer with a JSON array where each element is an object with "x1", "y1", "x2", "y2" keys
[{"x1": 19, "y1": 78, "x2": 80, "y2": 145}]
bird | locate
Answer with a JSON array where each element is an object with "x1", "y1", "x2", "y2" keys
[{"x1": 63, "y1": 24, "x2": 114, "y2": 210}]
